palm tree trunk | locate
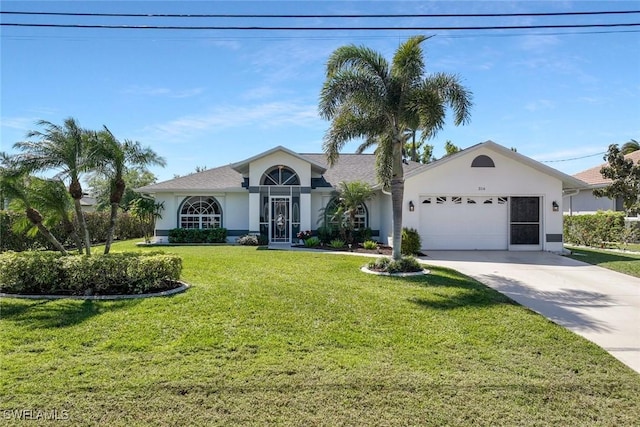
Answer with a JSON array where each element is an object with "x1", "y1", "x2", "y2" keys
[
  {"x1": 104, "y1": 202, "x2": 118, "y2": 254},
  {"x1": 62, "y1": 214, "x2": 83, "y2": 254},
  {"x1": 73, "y1": 198, "x2": 91, "y2": 256},
  {"x1": 26, "y1": 207, "x2": 68, "y2": 255},
  {"x1": 391, "y1": 138, "x2": 405, "y2": 260}
]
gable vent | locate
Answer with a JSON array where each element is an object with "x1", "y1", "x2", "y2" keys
[{"x1": 471, "y1": 155, "x2": 495, "y2": 167}]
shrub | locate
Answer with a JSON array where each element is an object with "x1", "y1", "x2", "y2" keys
[
  {"x1": 401, "y1": 227, "x2": 422, "y2": 255},
  {"x1": 257, "y1": 234, "x2": 269, "y2": 246},
  {"x1": 303, "y1": 237, "x2": 321, "y2": 248},
  {"x1": 353, "y1": 227, "x2": 372, "y2": 244},
  {"x1": 168, "y1": 228, "x2": 227, "y2": 244},
  {"x1": 317, "y1": 226, "x2": 339, "y2": 244},
  {"x1": 563, "y1": 212, "x2": 626, "y2": 247},
  {"x1": 329, "y1": 239, "x2": 345, "y2": 249},
  {"x1": 0, "y1": 251, "x2": 63, "y2": 294},
  {"x1": 237, "y1": 234, "x2": 259, "y2": 246},
  {"x1": 362, "y1": 240, "x2": 378, "y2": 250},
  {"x1": 0, "y1": 251, "x2": 182, "y2": 295},
  {"x1": 367, "y1": 256, "x2": 422, "y2": 274}
]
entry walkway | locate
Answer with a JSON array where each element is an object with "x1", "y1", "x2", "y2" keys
[{"x1": 420, "y1": 251, "x2": 640, "y2": 374}]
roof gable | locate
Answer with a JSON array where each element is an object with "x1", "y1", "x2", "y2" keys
[
  {"x1": 231, "y1": 145, "x2": 326, "y2": 175},
  {"x1": 406, "y1": 140, "x2": 589, "y2": 190}
]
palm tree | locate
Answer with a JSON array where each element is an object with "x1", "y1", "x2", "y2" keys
[
  {"x1": 29, "y1": 178, "x2": 84, "y2": 254},
  {"x1": 13, "y1": 118, "x2": 93, "y2": 254},
  {"x1": 621, "y1": 139, "x2": 640, "y2": 155},
  {"x1": 91, "y1": 127, "x2": 166, "y2": 254},
  {"x1": 319, "y1": 35, "x2": 472, "y2": 259},
  {"x1": 0, "y1": 153, "x2": 68, "y2": 254}
]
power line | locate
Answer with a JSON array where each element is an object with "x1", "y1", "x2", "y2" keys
[
  {"x1": 540, "y1": 152, "x2": 605, "y2": 163},
  {"x1": 2, "y1": 10, "x2": 639, "y2": 18},
  {"x1": 2, "y1": 22, "x2": 639, "y2": 31}
]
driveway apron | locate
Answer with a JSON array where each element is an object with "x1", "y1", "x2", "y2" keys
[{"x1": 420, "y1": 251, "x2": 640, "y2": 374}]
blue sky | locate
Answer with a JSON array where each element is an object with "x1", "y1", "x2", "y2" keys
[{"x1": 2, "y1": 1, "x2": 639, "y2": 184}]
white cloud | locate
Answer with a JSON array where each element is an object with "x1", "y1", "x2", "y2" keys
[
  {"x1": 141, "y1": 101, "x2": 323, "y2": 143},
  {"x1": 122, "y1": 86, "x2": 205, "y2": 98},
  {"x1": 525, "y1": 99, "x2": 555, "y2": 112}
]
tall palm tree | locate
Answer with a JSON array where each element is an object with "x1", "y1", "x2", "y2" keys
[
  {"x1": 319, "y1": 35, "x2": 472, "y2": 259},
  {"x1": 621, "y1": 139, "x2": 640, "y2": 155},
  {"x1": 91, "y1": 126, "x2": 166, "y2": 254},
  {"x1": 13, "y1": 118, "x2": 93, "y2": 254},
  {"x1": 0, "y1": 153, "x2": 68, "y2": 254}
]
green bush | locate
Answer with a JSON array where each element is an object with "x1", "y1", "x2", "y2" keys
[
  {"x1": 168, "y1": 228, "x2": 227, "y2": 244},
  {"x1": 362, "y1": 240, "x2": 378, "y2": 250},
  {"x1": 564, "y1": 212, "x2": 626, "y2": 247},
  {"x1": 303, "y1": 237, "x2": 321, "y2": 248},
  {"x1": 237, "y1": 234, "x2": 259, "y2": 246},
  {"x1": 317, "y1": 226, "x2": 339, "y2": 244},
  {"x1": 353, "y1": 227, "x2": 372, "y2": 244},
  {"x1": 401, "y1": 227, "x2": 422, "y2": 255},
  {"x1": 0, "y1": 251, "x2": 182, "y2": 295},
  {"x1": 0, "y1": 251, "x2": 64, "y2": 294},
  {"x1": 367, "y1": 256, "x2": 422, "y2": 273},
  {"x1": 329, "y1": 239, "x2": 345, "y2": 249}
]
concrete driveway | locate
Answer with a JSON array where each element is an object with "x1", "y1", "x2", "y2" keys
[{"x1": 420, "y1": 251, "x2": 640, "y2": 374}]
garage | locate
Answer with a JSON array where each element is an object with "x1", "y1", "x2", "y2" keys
[{"x1": 419, "y1": 195, "x2": 509, "y2": 250}]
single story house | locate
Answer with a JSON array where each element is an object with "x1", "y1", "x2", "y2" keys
[
  {"x1": 137, "y1": 140, "x2": 587, "y2": 252},
  {"x1": 563, "y1": 150, "x2": 640, "y2": 215}
]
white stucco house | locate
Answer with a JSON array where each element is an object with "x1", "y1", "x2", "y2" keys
[
  {"x1": 563, "y1": 150, "x2": 639, "y2": 215},
  {"x1": 137, "y1": 140, "x2": 587, "y2": 252}
]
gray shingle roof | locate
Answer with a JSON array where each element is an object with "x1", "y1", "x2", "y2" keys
[{"x1": 137, "y1": 152, "x2": 423, "y2": 193}]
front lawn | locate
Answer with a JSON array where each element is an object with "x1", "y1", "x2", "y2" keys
[
  {"x1": 1, "y1": 241, "x2": 639, "y2": 426},
  {"x1": 566, "y1": 246, "x2": 640, "y2": 278}
]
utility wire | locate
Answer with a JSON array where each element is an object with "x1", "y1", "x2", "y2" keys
[
  {"x1": 540, "y1": 152, "x2": 605, "y2": 163},
  {"x1": 2, "y1": 10, "x2": 639, "y2": 18},
  {"x1": 2, "y1": 22, "x2": 639, "y2": 31}
]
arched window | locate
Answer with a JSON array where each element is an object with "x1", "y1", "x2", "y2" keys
[
  {"x1": 471, "y1": 155, "x2": 495, "y2": 167},
  {"x1": 179, "y1": 196, "x2": 222, "y2": 229},
  {"x1": 324, "y1": 198, "x2": 368, "y2": 230},
  {"x1": 261, "y1": 166, "x2": 300, "y2": 186}
]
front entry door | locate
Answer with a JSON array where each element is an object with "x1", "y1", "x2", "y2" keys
[{"x1": 270, "y1": 197, "x2": 290, "y2": 243}]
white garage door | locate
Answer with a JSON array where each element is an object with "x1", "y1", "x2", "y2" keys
[{"x1": 419, "y1": 196, "x2": 508, "y2": 250}]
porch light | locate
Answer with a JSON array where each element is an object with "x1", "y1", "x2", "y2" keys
[
  {"x1": 409, "y1": 201, "x2": 415, "y2": 212},
  {"x1": 552, "y1": 201, "x2": 559, "y2": 212}
]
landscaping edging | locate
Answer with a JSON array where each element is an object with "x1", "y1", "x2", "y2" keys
[
  {"x1": 0, "y1": 281, "x2": 190, "y2": 300},
  {"x1": 360, "y1": 266, "x2": 430, "y2": 277}
]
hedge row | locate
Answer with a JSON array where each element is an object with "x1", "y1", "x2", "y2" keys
[
  {"x1": 0, "y1": 210, "x2": 149, "y2": 252},
  {"x1": 0, "y1": 251, "x2": 182, "y2": 295},
  {"x1": 168, "y1": 227, "x2": 227, "y2": 243},
  {"x1": 563, "y1": 211, "x2": 637, "y2": 247}
]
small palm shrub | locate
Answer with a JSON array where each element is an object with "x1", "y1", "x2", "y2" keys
[
  {"x1": 329, "y1": 239, "x2": 345, "y2": 249},
  {"x1": 362, "y1": 240, "x2": 378, "y2": 250},
  {"x1": 304, "y1": 237, "x2": 321, "y2": 248},
  {"x1": 401, "y1": 227, "x2": 421, "y2": 255}
]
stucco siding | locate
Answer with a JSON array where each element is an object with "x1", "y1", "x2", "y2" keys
[{"x1": 563, "y1": 190, "x2": 616, "y2": 214}]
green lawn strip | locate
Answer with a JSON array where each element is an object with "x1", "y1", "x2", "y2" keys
[
  {"x1": 566, "y1": 246, "x2": 640, "y2": 278},
  {"x1": 1, "y1": 242, "x2": 639, "y2": 426}
]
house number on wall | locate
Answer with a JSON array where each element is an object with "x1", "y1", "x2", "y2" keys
[{"x1": 478, "y1": 186, "x2": 486, "y2": 191}]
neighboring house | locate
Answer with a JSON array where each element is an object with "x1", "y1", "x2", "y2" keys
[
  {"x1": 563, "y1": 150, "x2": 640, "y2": 215},
  {"x1": 137, "y1": 140, "x2": 587, "y2": 252},
  {"x1": 80, "y1": 196, "x2": 97, "y2": 212}
]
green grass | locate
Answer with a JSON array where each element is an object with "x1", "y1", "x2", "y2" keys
[
  {"x1": 567, "y1": 246, "x2": 640, "y2": 278},
  {"x1": 1, "y1": 241, "x2": 639, "y2": 426}
]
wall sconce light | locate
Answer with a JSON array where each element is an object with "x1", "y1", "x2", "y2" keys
[
  {"x1": 409, "y1": 201, "x2": 415, "y2": 212},
  {"x1": 552, "y1": 201, "x2": 559, "y2": 212}
]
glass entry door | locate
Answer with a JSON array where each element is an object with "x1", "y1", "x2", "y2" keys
[{"x1": 270, "y1": 197, "x2": 290, "y2": 243}]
